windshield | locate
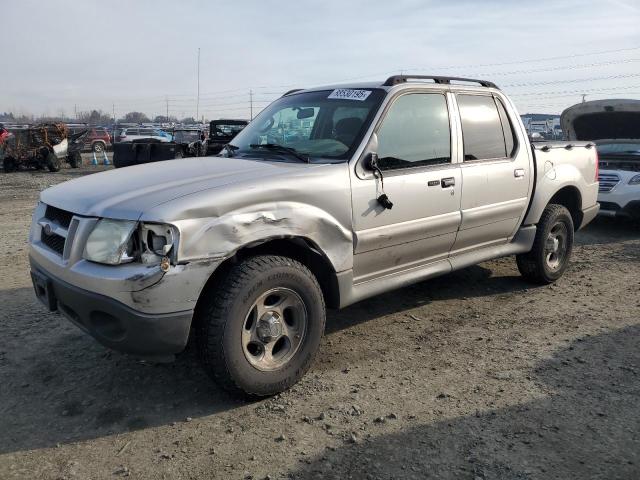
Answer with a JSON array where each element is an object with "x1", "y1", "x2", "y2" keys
[
  {"x1": 597, "y1": 142, "x2": 640, "y2": 155},
  {"x1": 228, "y1": 89, "x2": 385, "y2": 161}
]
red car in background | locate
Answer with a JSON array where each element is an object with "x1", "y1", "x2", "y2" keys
[{"x1": 67, "y1": 125, "x2": 111, "y2": 152}]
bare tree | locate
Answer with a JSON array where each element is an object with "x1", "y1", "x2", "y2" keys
[{"x1": 123, "y1": 111, "x2": 150, "y2": 123}]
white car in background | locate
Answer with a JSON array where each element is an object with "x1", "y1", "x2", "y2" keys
[{"x1": 561, "y1": 99, "x2": 640, "y2": 220}]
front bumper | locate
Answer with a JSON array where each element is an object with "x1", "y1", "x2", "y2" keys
[{"x1": 30, "y1": 261, "x2": 192, "y2": 356}]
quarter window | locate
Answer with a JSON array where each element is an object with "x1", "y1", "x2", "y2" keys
[
  {"x1": 496, "y1": 98, "x2": 517, "y2": 157},
  {"x1": 376, "y1": 93, "x2": 451, "y2": 170},
  {"x1": 457, "y1": 95, "x2": 507, "y2": 161}
]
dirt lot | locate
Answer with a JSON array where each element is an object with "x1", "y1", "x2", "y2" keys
[{"x1": 0, "y1": 163, "x2": 638, "y2": 480}]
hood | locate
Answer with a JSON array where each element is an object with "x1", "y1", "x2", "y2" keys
[
  {"x1": 40, "y1": 156, "x2": 317, "y2": 220},
  {"x1": 561, "y1": 99, "x2": 640, "y2": 141}
]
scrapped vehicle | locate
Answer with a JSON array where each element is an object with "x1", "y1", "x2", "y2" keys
[
  {"x1": 562, "y1": 99, "x2": 640, "y2": 219},
  {"x1": 206, "y1": 119, "x2": 247, "y2": 155},
  {"x1": 2, "y1": 123, "x2": 71, "y2": 173},
  {"x1": 172, "y1": 128, "x2": 206, "y2": 157},
  {"x1": 65, "y1": 129, "x2": 90, "y2": 168},
  {"x1": 29, "y1": 75, "x2": 599, "y2": 396}
]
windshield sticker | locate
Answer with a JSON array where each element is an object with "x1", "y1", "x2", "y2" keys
[{"x1": 328, "y1": 89, "x2": 372, "y2": 101}]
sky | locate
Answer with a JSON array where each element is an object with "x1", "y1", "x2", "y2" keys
[{"x1": 1, "y1": 0, "x2": 639, "y2": 120}]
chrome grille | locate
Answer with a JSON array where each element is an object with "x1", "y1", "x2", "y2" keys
[
  {"x1": 38, "y1": 204, "x2": 75, "y2": 257},
  {"x1": 41, "y1": 230, "x2": 66, "y2": 254},
  {"x1": 45, "y1": 205, "x2": 73, "y2": 228},
  {"x1": 598, "y1": 173, "x2": 620, "y2": 193}
]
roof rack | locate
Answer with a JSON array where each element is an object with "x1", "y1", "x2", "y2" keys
[
  {"x1": 383, "y1": 75, "x2": 498, "y2": 89},
  {"x1": 282, "y1": 88, "x2": 304, "y2": 96}
]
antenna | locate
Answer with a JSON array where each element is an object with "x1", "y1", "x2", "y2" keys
[
  {"x1": 196, "y1": 48, "x2": 200, "y2": 122},
  {"x1": 250, "y1": 89, "x2": 253, "y2": 120}
]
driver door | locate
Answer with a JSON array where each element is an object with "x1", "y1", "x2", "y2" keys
[{"x1": 350, "y1": 91, "x2": 462, "y2": 283}]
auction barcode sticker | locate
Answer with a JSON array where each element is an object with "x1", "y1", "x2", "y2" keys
[{"x1": 328, "y1": 89, "x2": 372, "y2": 101}]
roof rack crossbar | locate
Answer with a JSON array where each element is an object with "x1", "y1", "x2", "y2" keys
[
  {"x1": 282, "y1": 88, "x2": 304, "y2": 97},
  {"x1": 383, "y1": 75, "x2": 498, "y2": 89}
]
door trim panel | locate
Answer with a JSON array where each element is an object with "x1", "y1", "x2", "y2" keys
[{"x1": 460, "y1": 197, "x2": 528, "y2": 230}]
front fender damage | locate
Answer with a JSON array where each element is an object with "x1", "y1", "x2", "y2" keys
[{"x1": 172, "y1": 202, "x2": 353, "y2": 272}]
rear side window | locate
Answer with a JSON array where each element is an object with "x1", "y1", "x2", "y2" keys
[
  {"x1": 495, "y1": 98, "x2": 517, "y2": 157},
  {"x1": 376, "y1": 93, "x2": 451, "y2": 170},
  {"x1": 457, "y1": 95, "x2": 507, "y2": 161}
]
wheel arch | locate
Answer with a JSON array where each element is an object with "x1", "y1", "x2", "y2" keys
[
  {"x1": 547, "y1": 186, "x2": 582, "y2": 229},
  {"x1": 194, "y1": 236, "x2": 342, "y2": 314},
  {"x1": 524, "y1": 183, "x2": 584, "y2": 230}
]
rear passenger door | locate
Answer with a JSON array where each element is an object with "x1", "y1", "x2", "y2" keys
[{"x1": 450, "y1": 93, "x2": 531, "y2": 253}]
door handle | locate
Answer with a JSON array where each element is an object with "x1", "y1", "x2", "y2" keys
[
  {"x1": 514, "y1": 168, "x2": 525, "y2": 178},
  {"x1": 441, "y1": 177, "x2": 455, "y2": 188}
]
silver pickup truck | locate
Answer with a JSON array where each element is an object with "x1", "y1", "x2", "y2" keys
[{"x1": 29, "y1": 75, "x2": 599, "y2": 396}]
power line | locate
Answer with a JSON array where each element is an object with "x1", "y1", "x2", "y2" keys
[
  {"x1": 401, "y1": 45, "x2": 640, "y2": 72},
  {"x1": 509, "y1": 84, "x2": 640, "y2": 97},
  {"x1": 502, "y1": 72, "x2": 640, "y2": 88}
]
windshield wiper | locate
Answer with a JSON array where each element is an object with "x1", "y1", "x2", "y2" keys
[
  {"x1": 222, "y1": 143, "x2": 239, "y2": 157},
  {"x1": 249, "y1": 143, "x2": 309, "y2": 163}
]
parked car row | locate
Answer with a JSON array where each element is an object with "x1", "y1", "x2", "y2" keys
[{"x1": 112, "y1": 120, "x2": 248, "y2": 168}]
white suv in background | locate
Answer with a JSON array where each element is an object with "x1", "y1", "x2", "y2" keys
[
  {"x1": 597, "y1": 141, "x2": 640, "y2": 219},
  {"x1": 115, "y1": 127, "x2": 171, "y2": 143}
]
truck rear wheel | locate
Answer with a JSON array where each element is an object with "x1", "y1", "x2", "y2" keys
[
  {"x1": 46, "y1": 152, "x2": 61, "y2": 172},
  {"x1": 516, "y1": 204, "x2": 574, "y2": 284},
  {"x1": 196, "y1": 255, "x2": 325, "y2": 397}
]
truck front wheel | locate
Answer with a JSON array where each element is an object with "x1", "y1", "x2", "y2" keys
[
  {"x1": 196, "y1": 255, "x2": 326, "y2": 396},
  {"x1": 516, "y1": 204, "x2": 574, "y2": 284}
]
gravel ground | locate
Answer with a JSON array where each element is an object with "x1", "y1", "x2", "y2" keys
[{"x1": 0, "y1": 162, "x2": 638, "y2": 480}]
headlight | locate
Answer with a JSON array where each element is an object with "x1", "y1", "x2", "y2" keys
[
  {"x1": 83, "y1": 219, "x2": 178, "y2": 266},
  {"x1": 629, "y1": 174, "x2": 640, "y2": 185},
  {"x1": 84, "y1": 219, "x2": 138, "y2": 265}
]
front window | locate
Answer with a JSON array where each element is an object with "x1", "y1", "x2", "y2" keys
[{"x1": 229, "y1": 89, "x2": 385, "y2": 161}]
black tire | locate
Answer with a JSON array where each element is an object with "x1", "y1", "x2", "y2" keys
[
  {"x1": 68, "y1": 151, "x2": 81, "y2": 168},
  {"x1": 516, "y1": 204, "x2": 574, "y2": 284},
  {"x1": 3, "y1": 156, "x2": 17, "y2": 173},
  {"x1": 92, "y1": 141, "x2": 105, "y2": 153},
  {"x1": 196, "y1": 255, "x2": 326, "y2": 397},
  {"x1": 46, "y1": 152, "x2": 60, "y2": 172}
]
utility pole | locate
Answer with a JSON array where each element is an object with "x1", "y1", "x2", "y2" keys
[
  {"x1": 250, "y1": 89, "x2": 253, "y2": 120},
  {"x1": 112, "y1": 103, "x2": 115, "y2": 123},
  {"x1": 196, "y1": 47, "x2": 200, "y2": 123},
  {"x1": 166, "y1": 96, "x2": 169, "y2": 122},
  {"x1": 74, "y1": 104, "x2": 77, "y2": 121},
  {"x1": 581, "y1": 94, "x2": 587, "y2": 103}
]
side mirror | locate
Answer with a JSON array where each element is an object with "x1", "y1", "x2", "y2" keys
[{"x1": 365, "y1": 152, "x2": 379, "y2": 171}]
